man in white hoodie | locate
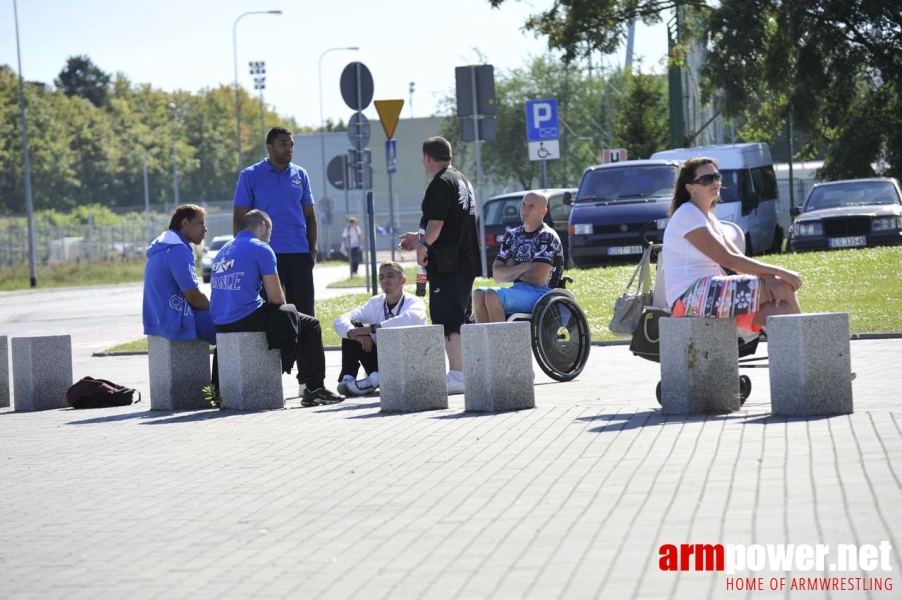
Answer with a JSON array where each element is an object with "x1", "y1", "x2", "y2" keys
[
  {"x1": 142, "y1": 204, "x2": 218, "y2": 384},
  {"x1": 333, "y1": 261, "x2": 427, "y2": 396}
]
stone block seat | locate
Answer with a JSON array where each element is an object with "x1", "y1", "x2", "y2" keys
[
  {"x1": 462, "y1": 322, "x2": 535, "y2": 412},
  {"x1": 12, "y1": 335, "x2": 72, "y2": 412},
  {"x1": 215, "y1": 331, "x2": 283, "y2": 411},
  {"x1": 148, "y1": 335, "x2": 212, "y2": 411},
  {"x1": 378, "y1": 325, "x2": 447, "y2": 413},
  {"x1": 767, "y1": 312, "x2": 853, "y2": 416},
  {"x1": 659, "y1": 317, "x2": 741, "y2": 414}
]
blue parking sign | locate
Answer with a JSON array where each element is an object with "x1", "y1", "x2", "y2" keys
[{"x1": 525, "y1": 98, "x2": 559, "y2": 142}]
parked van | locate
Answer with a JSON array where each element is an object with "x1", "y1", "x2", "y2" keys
[
  {"x1": 651, "y1": 143, "x2": 783, "y2": 255},
  {"x1": 565, "y1": 143, "x2": 783, "y2": 267},
  {"x1": 566, "y1": 159, "x2": 681, "y2": 267}
]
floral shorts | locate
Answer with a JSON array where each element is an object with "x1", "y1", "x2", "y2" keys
[{"x1": 672, "y1": 274, "x2": 763, "y2": 332}]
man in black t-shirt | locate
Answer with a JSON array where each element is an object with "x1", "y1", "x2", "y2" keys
[
  {"x1": 473, "y1": 192, "x2": 564, "y2": 323},
  {"x1": 399, "y1": 137, "x2": 479, "y2": 395}
]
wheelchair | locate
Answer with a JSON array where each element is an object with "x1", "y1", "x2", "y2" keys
[{"x1": 505, "y1": 276, "x2": 591, "y2": 382}]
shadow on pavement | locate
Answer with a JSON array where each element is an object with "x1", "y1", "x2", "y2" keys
[
  {"x1": 67, "y1": 408, "x2": 223, "y2": 425},
  {"x1": 579, "y1": 410, "x2": 844, "y2": 433},
  {"x1": 315, "y1": 401, "x2": 381, "y2": 413}
]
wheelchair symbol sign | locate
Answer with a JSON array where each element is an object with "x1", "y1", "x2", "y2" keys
[{"x1": 528, "y1": 140, "x2": 560, "y2": 161}]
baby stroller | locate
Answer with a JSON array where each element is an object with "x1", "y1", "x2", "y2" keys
[{"x1": 628, "y1": 221, "x2": 766, "y2": 404}]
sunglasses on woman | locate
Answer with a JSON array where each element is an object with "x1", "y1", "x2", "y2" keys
[{"x1": 692, "y1": 172, "x2": 722, "y2": 186}]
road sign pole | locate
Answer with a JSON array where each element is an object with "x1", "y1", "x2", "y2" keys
[
  {"x1": 354, "y1": 62, "x2": 371, "y2": 292},
  {"x1": 542, "y1": 159, "x2": 548, "y2": 189},
  {"x1": 388, "y1": 169, "x2": 395, "y2": 261},
  {"x1": 470, "y1": 66, "x2": 488, "y2": 279},
  {"x1": 366, "y1": 191, "x2": 378, "y2": 296}
]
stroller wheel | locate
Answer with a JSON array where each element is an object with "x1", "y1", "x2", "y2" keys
[
  {"x1": 655, "y1": 381, "x2": 662, "y2": 405},
  {"x1": 739, "y1": 375, "x2": 752, "y2": 405}
]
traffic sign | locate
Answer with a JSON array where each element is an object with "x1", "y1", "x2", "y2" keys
[
  {"x1": 374, "y1": 99, "x2": 404, "y2": 139},
  {"x1": 526, "y1": 98, "x2": 559, "y2": 142},
  {"x1": 340, "y1": 62, "x2": 374, "y2": 111},
  {"x1": 603, "y1": 148, "x2": 628, "y2": 163},
  {"x1": 327, "y1": 155, "x2": 348, "y2": 190},
  {"x1": 528, "y1": 140, "x2": 560, "y2": 161},
  {"x1": 348, "y1": 113, "x2": 371, "y2": 150},
  {"x1": 386, "y1": 139, "x2": 398, "y2": 174}
]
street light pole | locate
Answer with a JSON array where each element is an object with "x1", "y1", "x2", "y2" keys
[
  {"x1": 318, "y1": 46, "x2": 359, "y2": 221},
  {"x1": 13, "y1": 0, "x2": 37, "y2": 287},
  {"x1": 233, "y1": 10, "x2": 281, "y2": 174}
]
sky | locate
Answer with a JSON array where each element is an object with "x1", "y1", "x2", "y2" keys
[{"x1": 2, "y1": 0, "x2": 670, "y2": 129}]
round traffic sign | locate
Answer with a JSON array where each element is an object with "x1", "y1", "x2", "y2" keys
[
  {"x1": 327, "y1": 155, "x2": 347, "y2": 190},
  {"x1": 348, "y1": 113, "x2": 371, "y2": 150},
  {"x1": 340, "y1": 62, "x2": 374, "y2": 111}
]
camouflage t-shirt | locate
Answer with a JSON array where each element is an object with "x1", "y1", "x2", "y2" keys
[{"x1": 496, "y1": 223, "x2": 564, "y2": 287}]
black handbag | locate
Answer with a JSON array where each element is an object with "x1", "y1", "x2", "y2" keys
[{"x1": 629, "y1": 308, "x2": 670, "y2": 363}]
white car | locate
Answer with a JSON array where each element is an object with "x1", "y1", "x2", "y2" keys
[{"x1": 201, "y1": 235, "x2": 233, "y2": 283}]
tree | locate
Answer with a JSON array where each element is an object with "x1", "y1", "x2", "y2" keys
[
  {"x1": 614, "y1": 69, "x2": 669, "y2": 159},
  {"x1": 439, "y1": 55, "x2": 618, "y2": 191},
  {"x1": 487, "y1": 0, "x2": 707, "y2": 62},
  {"x1": 703, "y1": 0, "x2": 902, "y2": 178},
  {"x1": 54, "y1": 55, "x2": 111, "y2": 108}
]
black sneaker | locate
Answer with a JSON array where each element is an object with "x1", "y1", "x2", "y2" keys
[{"x1": 303, "y1": 387, "x2": 344, "y2": 406}]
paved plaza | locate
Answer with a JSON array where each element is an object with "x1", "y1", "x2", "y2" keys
[{"x1": 0, "y1": 272, "x2": 900, "y2": 599}]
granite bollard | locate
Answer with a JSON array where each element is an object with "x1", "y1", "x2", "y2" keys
[
  {"x1": 148, "y1": 336, "x2": 212, "y2": 411},
  {"x1": 0, "y1": 336, "x2": 9, "y2": 408},
  {"x1": 378, "y1": 325, "x2": 447, "y2": 413},
  {"x1": 216, "y1": 332, "x2": 283, "y2": 411},
  {"x1": 12, "y1": 335, "x2": 72, "y2": 412},
  {"x1": 659, "y1": 317, "x2": 740, "y2": 414},
  {"x1": 462, "y1": 322, "x2": 535, "y2": 412},
  {"x1": 767, "y1": 312, "x2": 853, "y2": 416}
]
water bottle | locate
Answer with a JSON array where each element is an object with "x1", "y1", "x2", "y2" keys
[{"x1": 415, "y1": 228, "x2": 427, "y2": 297}]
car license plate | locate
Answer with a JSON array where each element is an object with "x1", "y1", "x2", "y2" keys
[
  {"x1": 828, "y1": 236, "x2": 866, "y2": 249},
  {"x1": 607, "y1": 245, "x2": 643, "y2": 256}
]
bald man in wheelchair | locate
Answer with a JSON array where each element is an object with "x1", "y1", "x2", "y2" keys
[{"x1": 472, "y1": 192, "x2": 565, "y2": 323}]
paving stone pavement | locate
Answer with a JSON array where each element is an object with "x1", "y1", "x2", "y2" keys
[{"x1": 1, "y1": 339, "x2": 900, "y2": 599}]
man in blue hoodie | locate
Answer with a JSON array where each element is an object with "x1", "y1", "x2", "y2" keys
[{"x1": 143, "y1": 204, "x2": 217, "y2": 383}]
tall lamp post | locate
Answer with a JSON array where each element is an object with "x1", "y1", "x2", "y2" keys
[
  {"x1": 318, "y1": 46, "x2": 359, "y2": 224},
  {"x1": 249, "y1": 61, "x2": 267, "y2": 159},
  {"x1": 13, "y1": 0, "x2": 37, "y2": 287},
  {"x1": 233, "y1": 10, "x2": 281, "y2": 173}
]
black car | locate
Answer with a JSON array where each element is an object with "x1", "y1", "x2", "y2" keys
[
  {"x1": 788, "y1": 178, "x2": 902, "y2": 252},
  {"x1": 481, "y1": 188, "x2": 576, "y2": 272}
]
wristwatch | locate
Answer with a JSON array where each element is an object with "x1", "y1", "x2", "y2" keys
[{"x1": 418, "y1": 239, "x2": 431, "y2": 249}]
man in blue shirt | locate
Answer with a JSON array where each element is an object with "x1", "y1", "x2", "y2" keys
[
  {"x1": 143, "y1": 204, "x2": 218, "y2": 388},
  {"x1": 211, "y1": 209, "x2": 342, "y2": 407},
  {"x1": 232, "y1": 127, "x2": 319, "y2": 319}
]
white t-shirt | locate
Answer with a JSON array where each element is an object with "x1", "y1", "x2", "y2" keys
[
  {"x1": 343, "y1": 225, "x2": 361, "y2": 249},
  {"x1": 663, "y1": 202, "x2": 727, "y2": 307}
]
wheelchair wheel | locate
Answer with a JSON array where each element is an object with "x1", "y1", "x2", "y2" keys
[{"x1": 530, "y1": 291, "x2": 591, "y2": 382}]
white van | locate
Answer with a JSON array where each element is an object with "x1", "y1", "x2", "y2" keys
[{"x1": 651, "y1": 143, "x2": 783, "y2": 254}]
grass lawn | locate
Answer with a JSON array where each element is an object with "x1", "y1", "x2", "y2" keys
[
  {"x1": 0, "y1": 260, "x2": 147, "y2": 291},
  {"x1": 102, "y1": 246, "x2": 902, "y2": 353}
]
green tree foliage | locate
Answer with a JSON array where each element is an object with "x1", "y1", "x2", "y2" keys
[
  {"x1": 614, "y1": 69, "x2": 669, "y2": 159},
  {"x1": 703, "y1": 0, "x2": 902, "y2": 179},
  {"x1": 487, "y1": 0, "x2": 706, "y2": 62},
  {"x1": 0, "y1": 57, "x2": 302, "y2": 215},
  {"x1": 54, "y1": 55, "x2": 111, "y2": 108},
  {"x1": 440, "y1": 56, "x2": 647, "y2": 190}
]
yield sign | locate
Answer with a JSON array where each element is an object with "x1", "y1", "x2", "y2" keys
[{"x1": 374, "y1": 99, "x2": 405, "y2": 140}]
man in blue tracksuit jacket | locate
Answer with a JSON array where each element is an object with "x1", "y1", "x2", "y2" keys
[{"x1": 143, "y1": 204, "x2": 217, "y2": 385}]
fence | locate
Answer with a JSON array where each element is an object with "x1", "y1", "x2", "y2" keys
[{"x1": 0, "y1": 219, "x2": 168, "y2": 268}]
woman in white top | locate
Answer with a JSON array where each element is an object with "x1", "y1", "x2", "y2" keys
[{"x1": 663, "y1": 157, "x2": 801, "y2": 332}]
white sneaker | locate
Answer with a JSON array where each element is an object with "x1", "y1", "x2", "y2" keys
[
  {"x1": 346, "y1": 379, "x2": 376, "y2": 397},
  {"x1": 446, "y1": 373, "x2": 465, "y2": 395}
]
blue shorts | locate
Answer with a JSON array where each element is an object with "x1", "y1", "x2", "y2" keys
[{"x1": 478, "y1": 281, "x2": 550, "y2": 315}]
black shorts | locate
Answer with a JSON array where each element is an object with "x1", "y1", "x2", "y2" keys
[{"x1": 428, "y1": 266, "x2": 475, "y2": 337}]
